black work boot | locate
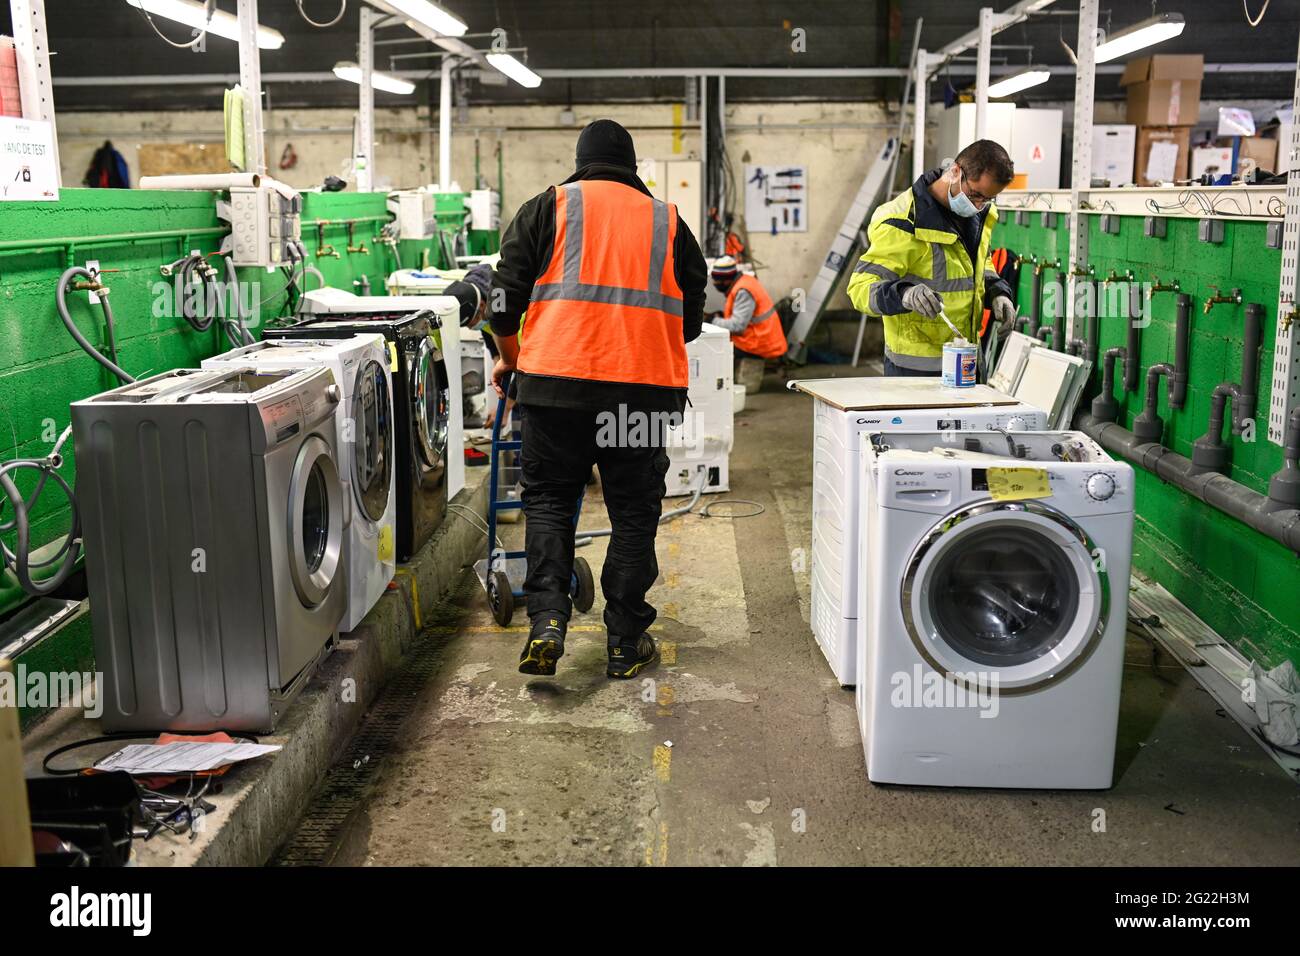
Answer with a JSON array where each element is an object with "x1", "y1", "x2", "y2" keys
[
  {"x1": 518, "y1": 615, "x2": 567, "y2": 676},
  {"x1": 607, "y1": 633, "x2": 657, "y2": 679}
]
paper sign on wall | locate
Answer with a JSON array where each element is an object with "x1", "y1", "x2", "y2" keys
[
  {"x1": 0, "y1": 116, "x2": 59, "y2": 202},
  {"x1": 1144, "y1": 141, "x2": 1179, "y2": 185},
  {"x1": 744, "y1": 164, "x2": 808, "y2": 235}
]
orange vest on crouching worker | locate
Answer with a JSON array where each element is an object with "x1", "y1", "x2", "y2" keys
[
  {"x1": 518, "y1": 180, "x2": 688, "y2": 389},
  {"x1": 725, "y1": 274, "x2": 786, "y2": 359}
]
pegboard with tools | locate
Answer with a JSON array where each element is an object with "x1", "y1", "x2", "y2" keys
[{"x1": 744, "y1": 164, "x2": 807, "y2": 235}]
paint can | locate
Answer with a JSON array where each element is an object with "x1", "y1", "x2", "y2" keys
[{"x1": 942, "y1": 338, "x2": 978, "y2": 388}]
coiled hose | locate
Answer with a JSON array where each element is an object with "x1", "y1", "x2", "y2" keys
[
  {"x1": 55, "y1": 265, "x2": 135, "y2": 386},
  {"x1": 0, "y1": 426, "x2": 81, "y2": 596}
]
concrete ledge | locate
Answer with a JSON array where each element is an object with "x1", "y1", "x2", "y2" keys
[{"x1": 21, "y1": 468, "x2": 490, "y2": 866}]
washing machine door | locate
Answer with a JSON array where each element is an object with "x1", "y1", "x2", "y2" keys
[
  {"x1": 288, "y1": 434, "x2": 345, "y2": 608},
  {"x1": 901, "y1": 500, "x2": 1107, "y2": 693},
  {"x1": 411, "y1": 335, "x2": 449, "y2": 485},
  {"x1": 351, "y1": 357, "x2": 392, "y2": 524}
]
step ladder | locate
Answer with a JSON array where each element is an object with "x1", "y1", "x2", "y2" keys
[{"x1": 784, "y1": 137, "x2": 898, "y2": 363}]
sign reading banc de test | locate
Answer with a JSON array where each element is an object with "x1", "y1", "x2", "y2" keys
[{"x1": 0, "y1": 116, "x2": 59, "y2": 202}]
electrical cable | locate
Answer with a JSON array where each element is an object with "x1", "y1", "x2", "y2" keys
[
  {"x1": 575, "y1": 467, "x2": 709, "y2": 545},
  {"x1": 447, "y1": 502, "x2": 502, "y2": 548},
  {"x1": 697, "y1": 498, "x2": 765, "y2": 519},
  {"x1": 1243, "y1": 0, "x2": 1271, "y2": 26},
  {"x1": 296, "y1": 0, "x2": 347, "y2": 28},
  {"x1": 133, "y1": 0, "x2": 213, "y2": 50}
]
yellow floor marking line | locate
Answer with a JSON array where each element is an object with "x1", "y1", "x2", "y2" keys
[
  {"x1": 665, "y1": 571, "x2": 680, "y2": 589},
  {"x1": 653, "y1": 744, "x2": 672, "y2": 782},
  {"x1": 659, "y1": 640, "x2": 678, "y2": 665},
  {"x1": 392, "y1": 569, "x2": 421, "y2": 629}
]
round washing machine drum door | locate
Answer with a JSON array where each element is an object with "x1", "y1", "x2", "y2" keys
[
  {"x1": 289, "y1": 434, "x2": 345, "y2": 608},
  {"x1": 412, "y1": 336, "x2": 450, "y2": 473},
  {"x1": 351, "y1": 357, "x2": 393, "y2": 524},
  {"x1": 901, "y1": 500, "x2": 1108, "y2": 694}
]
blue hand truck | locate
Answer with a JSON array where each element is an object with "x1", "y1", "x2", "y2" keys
[{"x1": 472, "y1": 373, "x2": 595, "y2": 627}]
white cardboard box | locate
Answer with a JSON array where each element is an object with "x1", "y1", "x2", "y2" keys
[{"x1": 1091, "y1": 124, "x2": 1137, "y2": 186}]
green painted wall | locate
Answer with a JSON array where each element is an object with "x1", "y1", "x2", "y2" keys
[
  {"x1": 995, "y1": 211, "x2": 1300, "y2": 669},
  {"x1": 1, "y1": 188, "x2": 446, "y2": 728}
]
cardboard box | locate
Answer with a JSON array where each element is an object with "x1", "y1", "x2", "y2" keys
[
  {"x1": 1135, "y1": 126, "x2": 1190, "y2": 185},
  {"x1": 1121, "y1": 54, "x2": 1203, "y2": 126},
  {"x1": 1238, "y1": 136, "x2": 1278, "y2": 174},
  {"x1": 1091, "y1": 124, "x2": 1137, "y2": 186},
  {"x1": 1191, "y1": 146, "x2": 1234, "y2": 181}
]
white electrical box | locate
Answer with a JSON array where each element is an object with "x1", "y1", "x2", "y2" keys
[
  {"x1": 1010, "y1": 108, "x2": 1063, "y2": 189},
  {"x1": 388, "y1": 188, "x2": 434, "y2": 240},
  {"x1": 467, "y1": 189, "x2": 500, "y2": 231},
  {"x1": 929, "y1": 102, "x2": 1017, "y2": 171},
  {"x1": 224, "y1": 186, "x2": 302, "y2": 268},
  {"x1": 665, "y1": 323, "x2": 734, "y2": 497},
  {"x1": 637, "y1": 158, "x2": 702, "y2": 243}
]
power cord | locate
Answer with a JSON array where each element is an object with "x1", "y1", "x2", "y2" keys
[
  {"x1": 296, "y1": 0, "x2": 347, "y2": 28},
  {"x1": 133, "y1": 0, "x2": 214, "y2": 50}
]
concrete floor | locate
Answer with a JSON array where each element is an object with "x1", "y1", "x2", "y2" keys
[{"x1": 334, "y1": 364, "x2": 1300, "y2": 866}]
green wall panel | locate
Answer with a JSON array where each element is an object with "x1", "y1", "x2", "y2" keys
[{"x1": 995, "y1": 211, "x2": 1299, "y2": 669}]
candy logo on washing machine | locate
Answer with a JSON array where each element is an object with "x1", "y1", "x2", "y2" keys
[{"x1": 891, "y1": 416, "x2": 903, "y2": 424}]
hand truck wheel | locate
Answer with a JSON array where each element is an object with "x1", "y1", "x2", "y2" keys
[
  {"x1": 572, "y1": 556, "x2": 595, "y2": 614},
  {"x1": 489, "y1": 570, "x2": 514, "y2": 627}
]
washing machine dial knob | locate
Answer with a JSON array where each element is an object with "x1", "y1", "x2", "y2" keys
[
  {"x1": 1086, "y1": 472, "x2": 1116, "y2": 501},
  {"x1": 1004, "y1": 415, "x2": 1029, "y2": 431},
  {"x1": 325, "y1": 384, "x2": 342, "y2": 404}
]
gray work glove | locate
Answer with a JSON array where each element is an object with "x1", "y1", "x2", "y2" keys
[
  {"x1": 901, "y1": 283, "x2": 944, "y2": 318},
  {"x1": 992, "y1": 295, "x2": 1018, "y2": 334}
]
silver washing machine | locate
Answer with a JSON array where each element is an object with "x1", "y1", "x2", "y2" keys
[{"x1": 71, "y1": 365, "x2": 349, "y2": 733}]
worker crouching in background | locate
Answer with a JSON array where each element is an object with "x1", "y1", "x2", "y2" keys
[
  {"x1": 488, "y1": 118, "x2": 708, "y2": 679},
  {"x1": 847, "y1": 139, "x2": 1019, "y2": 376},
  {"x1": 708, "y1": 256, "x2": 786, "y2": 392}
]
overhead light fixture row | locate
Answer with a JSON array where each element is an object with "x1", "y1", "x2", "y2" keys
[
  {"x1": 987, "y1": 69, "x2": 1051, "y2": 98},
  {"x1": 486, "y1": 53, "x2": 542, "y2": 89},
  {"x1": 333, "y1": 62, "x2": 417, "y2": 95},
  {"x1": 1095, "y1": 12, "x2": 1185, "y2": 64},
  {"x1": 380, "y1": 0, "x2": 468, "y2": 38},
  {"x1": 125, "y1": 0, "x2": 285, "y2": 50}
]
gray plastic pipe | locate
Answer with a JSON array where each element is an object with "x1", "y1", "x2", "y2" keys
[
  {"x1": 1265, "y1": 407, "x2": 1300, "y2": 513},
  {"x1": 1133, "y1": 363, "x2": 1173, "y2": 444},
  {"x1": 1027, "y1": 268, "x2": 1043, "y2": 338},
  {"x1": 1091, "y1": 346, "x2": 1126, "y2": 422},
  {"x1": 1085, "y1": 289, "x2": 1100, "y2": 365},
  {"x1": 1079, "y1": 412, "x2": 1300, "y2": 553},
  {"x1": 1169, "y1": 293, "x2": 1190, "y2": 410},
  {"x1": 1236, "y1": 303, "x2": 1263, "y2": 429},
  {"x1": 1124, "y1": 283, "x2": 1142, "y2": 393},
  {"x1": 1191, "y1": 383, "x2": 1243, "y2": 476}
]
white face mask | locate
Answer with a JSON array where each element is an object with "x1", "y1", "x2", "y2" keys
[{"x1": 947, "y1": 167, "x2": 982, "y2": 218}]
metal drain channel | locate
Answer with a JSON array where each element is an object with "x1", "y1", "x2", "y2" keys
[{"x1": 270, "y1": 578, "x2": 475, "y2": 866}]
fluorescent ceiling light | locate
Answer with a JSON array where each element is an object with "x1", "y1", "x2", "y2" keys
[
  {"x1": 987, "y1": 69, "x2": 1051, "y2": 98},
  {"x1": 125, "y1": 0, "x2": 284, "y2": 50},
  {"x1": 333, "y1": 62, "x2": 417, "y2": 95},
  {"x1": 486, "y1": 53, "x2": 542, "y2": 88},
  {"x1": 1095, "y1": 12, "x2": 1185, "y2": 64},
  {"x1": 381, "y1": 0, "x2": 467, "y2": 38}
]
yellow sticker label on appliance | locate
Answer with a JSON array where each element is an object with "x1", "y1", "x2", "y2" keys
[
  {"x1": 377, "y1": 525, "x2": 395, "y2": 562},
  {"x1": 387, "y1": 342, "x2": 399, "y2": 372},
  {"x1": 987, "y1": 467, "x2": 1052, "y2": 501}
]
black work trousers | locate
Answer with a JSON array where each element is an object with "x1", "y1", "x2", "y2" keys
[{"x1": 518, "y1": 402, "x2": 670, "y2": 638}]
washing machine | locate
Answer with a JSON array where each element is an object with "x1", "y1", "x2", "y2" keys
[
  {"x1": 265, "y1": 312, "x2": 449, "y2": 562},
  {"x1": 857, "y1": 429, "x2": 1134, "y2": 789},
  {"x1": 203, "y1": 335, "x2": 395, "y2": 633},
  {"x1": 666, "y1": 322, "x2": 735, "y2": 497},
  {"x1": 71, "y1": 366, "x2": 348, "y2": 733},
  {"x1": 788, "y1": 377, "x2": 1048, "y2": 686}
]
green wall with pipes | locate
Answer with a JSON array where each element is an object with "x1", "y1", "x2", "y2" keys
[
  {"x1": 994, "y1": 211, "x2": 1300, "y2": 670},
  {"x1": 0, "y1": 187, "x2": 451, "y2": 727}
]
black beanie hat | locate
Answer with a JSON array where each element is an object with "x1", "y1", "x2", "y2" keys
[{"x1": 575, "y1": 119, "x2": 636, "y2": 171}]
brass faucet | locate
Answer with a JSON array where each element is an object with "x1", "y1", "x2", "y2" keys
[
  {"x1": 1147, "y1": 276, "x2": 1181, "y2": 299},
  {"x1": 1282, "y1": 308, "x2": 1298, "y2": 332},
  {"x1": 1102, "y1": 268, "x2": 1135, "y2": 286},
  {"x1": 1015, "y1": 254, "x2": 1038, "y2": 269},
  {"x1": 1203, "y1": 285, "x2": 1242, "y2": 315},
  {"x1": 314, "y1": 221, "x2": 340, "y2": 259},
  {"x1": 1034, "y1": 257, "x2": 1062, "y2": 276},
  {"x1": 345, "y1": 222, "x2": 370, "y2": 255},
  {"x1": 1069, "y1": 263, "x2": 1095, "y2": 278}
]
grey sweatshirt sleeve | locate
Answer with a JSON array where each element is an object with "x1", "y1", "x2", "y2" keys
[{"x1": 711, "y1": 288, "x2": 756, "y2": 333}]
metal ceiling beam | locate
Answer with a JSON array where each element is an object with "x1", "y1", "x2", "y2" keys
[{"x1": 932, "y1": 0, "x2": 1057, "y2": 62}]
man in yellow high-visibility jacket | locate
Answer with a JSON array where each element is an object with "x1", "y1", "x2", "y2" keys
[{"x1": 848, "y1": 140, "x2": 1019, "y2": 376}]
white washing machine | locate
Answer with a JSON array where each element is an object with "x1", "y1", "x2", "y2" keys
[
  {"x1": 666, "y1": 322, "x2": 734, "y2": 497},
  {"x1": 204, "y1": 335, "x2": 395, "y2": 633},
  {"x1": 71, "y1": 366, "x2": 348, "y2": 732},
  {"x1": 857, "y1": 430, "x2": 1134, "y2": 789},
  {"x1": 789, "y1": 378, "x2": 1048, "y2": 686}
]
